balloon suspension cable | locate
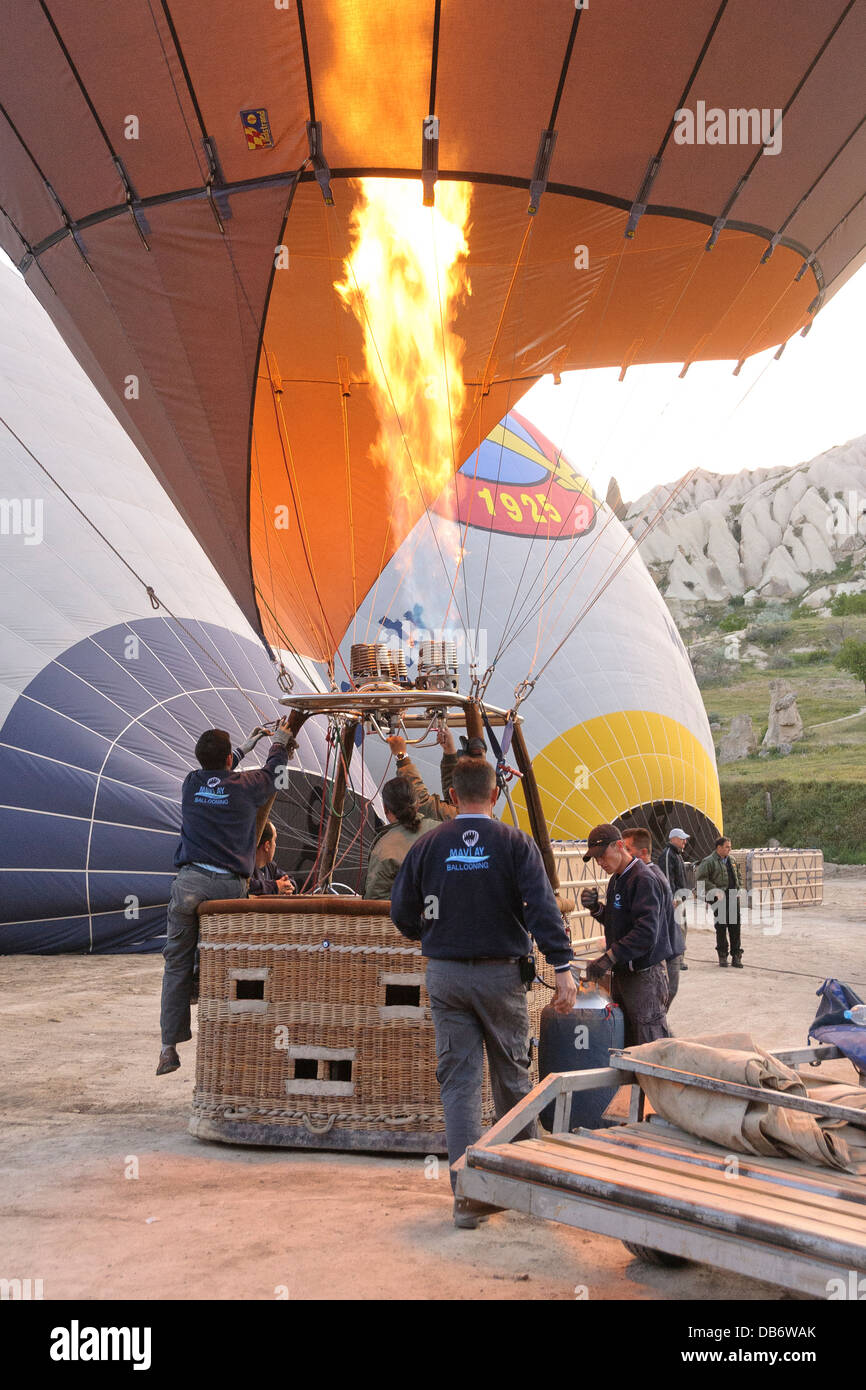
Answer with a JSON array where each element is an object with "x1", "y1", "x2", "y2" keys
[
  {"x1": 327, "y1": 728, "x2": 396, "y2": 881},
  {"x1": 511, "y1": 468, "x2": 699, "y2": 706},
  {"x1": 512, "y1": 678, "x2": 537, "y2": 713},
  {"x1": 511, "y1": 324, "x2": 787, "y2": 706},
  {"x1": 0, "y1": 411, "x2": 277, "y2": 721}
]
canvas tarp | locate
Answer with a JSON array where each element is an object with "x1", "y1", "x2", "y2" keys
[{"x1": 625, "y1": 1033, "x2": 866, "y2": 1174}]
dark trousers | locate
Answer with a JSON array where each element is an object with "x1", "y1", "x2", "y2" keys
[
  {"x1": 666, "y1": 954, "x2": 681, "y2": 1007},
  {"x1": 425, "y1": 958, "x2": 536, "y2": 1190},
  {"x1": 715, "y1": 919, "x2": 742, "y2": 956},
  {"x1": 160, "y1": 865, "x2": 247, "y2": 1046},
  {"x1": 611, "y1": 963, "x2": 671, "y2": 1048}
]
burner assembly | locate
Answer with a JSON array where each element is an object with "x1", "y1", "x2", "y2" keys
[{"x1": 415, "y1": 640, "x2": 458, "y2": 693}]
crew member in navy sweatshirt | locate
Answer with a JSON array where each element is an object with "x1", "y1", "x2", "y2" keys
[
  {"x1": 580, "y1": 823, "x2": 671, "y2": 1047},
  {"x1": 157, "y1": 718, "x2": 295, "y2": 1075},
  {"x1": 391, "y1": 756, "x2": 576, "y2": 1227}
]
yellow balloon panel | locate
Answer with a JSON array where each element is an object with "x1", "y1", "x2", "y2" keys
[{"x1": 511, "y1": 710, "x2": 723, "y2": 842}]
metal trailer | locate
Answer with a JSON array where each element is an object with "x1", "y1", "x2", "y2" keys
[{"x1": 455, "y1": 1043, "x2": 866, "y2": 1297}]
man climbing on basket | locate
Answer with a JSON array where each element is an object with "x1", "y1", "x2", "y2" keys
[{"x1": 157, "y1": 717, "x2": 295, "y2": 1076}]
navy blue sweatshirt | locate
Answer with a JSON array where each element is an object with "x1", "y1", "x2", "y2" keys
[
  {"x1": 589, "y1": 856, "x2": 668, "y2": 971},
  {"x1": 646, "y1": 861, "x2": 685, "y2": 958},
  {"x1": 390, "y1": 814, "x2": 573, "y2": 970},
  {"x1": 174, "y1": 741, "x2": 288, "y2": 877},
  {"x1": 248, "y1": 861, "x2": 296, "y2": 895}
]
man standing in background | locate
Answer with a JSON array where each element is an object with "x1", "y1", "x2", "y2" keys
[
  {"x1": 697, "y1": 836, "x2": 744, "y2": 968},
  {"x1": 657, "y1": 828, "x2": 690, "y2": 971}
]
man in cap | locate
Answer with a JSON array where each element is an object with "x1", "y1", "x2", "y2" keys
[
  {"x1": 622, "y1": 828, "x2": 684, "y2": 1007},
  {"x1": 656, "y1": 828, "x2": 691, "y2": 971},
  {"x1": 579, "y1": 824, "x2": 671, "y2": 1046}
]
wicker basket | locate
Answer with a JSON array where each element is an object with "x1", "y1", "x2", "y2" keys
[{"x1": 190, "y1": 897, "x2": 557, "y2": 1153}]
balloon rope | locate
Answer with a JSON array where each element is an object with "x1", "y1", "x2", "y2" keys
[
  {"x1": 262, "y1": 345, "x2": 343, "y2": 660},
  {"x1": 0, "y1": 411, "x2": 273, "y2": 720},
  {"x1": 468, "y1": 219, "x2": 539, "y2": 666},
  {"x1": 249, "y1": 424, "x2": 323, "y2": 678},
  {"x1": 515, "y1": 343, "x2": 779, "y2": 701},
  {"x1": 483, "y1": 237, "x2": 631, "y2": 679}
]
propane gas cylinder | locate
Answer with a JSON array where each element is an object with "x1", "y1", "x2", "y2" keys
[{"x1": 537, "y1": 974, "x2": 625, "y2": 1132}]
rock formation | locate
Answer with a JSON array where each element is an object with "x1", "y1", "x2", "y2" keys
[
  {"x1": 623, "y1": 435, "x2": 866, "y2": 605},
  {"x1": 718, "y1": 713, "x2": 758, "y2": 764},
  {"x1": 762, "y1": 680, "x2": 804, "y2": 749}
]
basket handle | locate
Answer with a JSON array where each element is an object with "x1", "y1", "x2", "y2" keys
[{"x1": 302, "y1": 1112, "x2": 337, "y2": 1135}]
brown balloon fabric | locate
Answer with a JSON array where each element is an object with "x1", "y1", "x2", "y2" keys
[{"x1": 1, "y1": 0, "x2": 863, "y2": 658}]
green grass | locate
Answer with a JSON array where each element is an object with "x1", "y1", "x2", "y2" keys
[
  {"x1": 689, "y1": 599, "x2": 866, "y2": 858},
  {"x1": 721, "y1": 779, "x2": 866, "y2": 862},
  {"x1": 703, "y1": 664, "x2": 864, "y2": 742}
]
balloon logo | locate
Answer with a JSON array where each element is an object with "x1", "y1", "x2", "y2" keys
[
  {"x1": 462, "y1": 829, "x2": 479, "y2": 848},
  {"x1": 207, "y1": 777, "x2": 221, "y2": 788}
]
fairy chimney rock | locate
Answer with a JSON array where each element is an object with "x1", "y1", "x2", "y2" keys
[
  {"x1": 762, "y1": 679, "x2": 804, "y2": 748},
  {"x1": 719, "y1": 713, "x2": 758, "y2": 763}
]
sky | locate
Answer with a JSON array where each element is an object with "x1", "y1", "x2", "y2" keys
[{"x1": 519, "y1": 260, "x2": 866, "y2": 507}]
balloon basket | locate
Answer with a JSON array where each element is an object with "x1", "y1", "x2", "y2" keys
[{"x1": 190, "y1": 897, "x2": 550, "y2": 1153}]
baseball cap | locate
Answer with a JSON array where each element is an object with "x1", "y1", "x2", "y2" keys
[
  {"x1": 582, "y1": 823, "x2": 621, "y2": 862},
  {"x1": 668, "y1": 828, "x2": 690, "y2": 840}
]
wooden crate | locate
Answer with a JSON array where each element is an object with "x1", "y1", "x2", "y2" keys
[{"x1": 730, "y1": 848, "x2": 824, "y2": 907}]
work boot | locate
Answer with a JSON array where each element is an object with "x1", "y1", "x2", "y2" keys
[
  {"x1": 731, "y1": 952, "x2": 744, "y2": 969},
  {"x1": 717, "y1": 951, "x2": 729, "y2": 968},
  {"x1": 156, "y1": 1045, "x2": 180, "y2": 1075},
  {"x1": 680, "y1": 961, "x2": 689, "y2": 971},
  {"x1": 453, "y1": 1197, "x2": 503, "y2": 1229}
]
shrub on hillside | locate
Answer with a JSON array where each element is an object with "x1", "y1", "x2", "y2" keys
[
  {"x1": 720, "y1": 779, "x2": 866, "y2": 864},
  {"x1": 719, "y1": 612, "x2": 748, "y2": 632},
  {"x1": 835, "y1": 638, "x2": 866, "y2": 696},
  {"x1": 791, "y1": 649, "x2": 831, "y2": 665},
  {"x1": 757, "y1": 623, "x2": 791, "y2": 646},
  {"x1": 830, "y1": 593, "x2": 866, "y2": 616}
]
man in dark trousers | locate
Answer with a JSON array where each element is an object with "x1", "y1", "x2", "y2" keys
[
  {"x1": 623, "y1": 828, "x2": 684, "y2": 1007},
  {"x1": 390, "y1": 756, "x2": 576, "y2": 1228},
  {"x1": 696, "y1": 835, "x2": 744, "y2": 967},
  {"x1": 579, "y1": 824, "x2": 671, "y2": 1047},
  {"x1": 656, "y1": 828, "x2": 690, "y2": 970},
  {"x1": 157, "y1": 718, "x2": 295, "y2": 1076}
]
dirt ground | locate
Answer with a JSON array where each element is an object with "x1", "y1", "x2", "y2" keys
[{"x1": 2, "y1": 882, "x2": 864, "y2": 1302}]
